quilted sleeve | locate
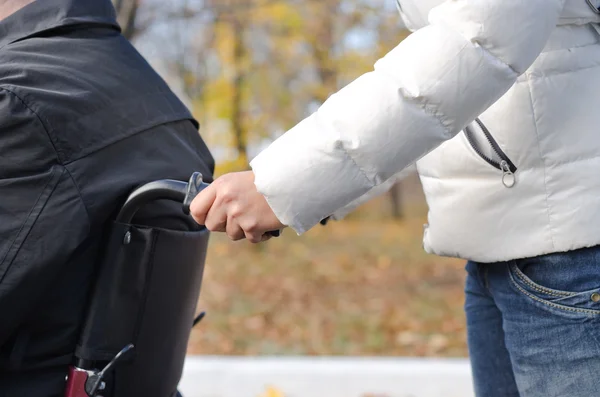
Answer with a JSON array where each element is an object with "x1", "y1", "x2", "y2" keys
[{"x1": 250, "y1": 0, "x2": 566, "y2": 233}]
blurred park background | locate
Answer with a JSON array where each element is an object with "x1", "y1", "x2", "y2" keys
[{"x1": 113, "y1": 0, "x2": 468, "y2": 359}]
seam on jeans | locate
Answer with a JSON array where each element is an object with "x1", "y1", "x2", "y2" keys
[
  {"x1": 476, "y1": 264, "x2": 489, "y2": 294},
  {"x1": 510, "y1": 263, "x2": 573, "y2": 297},
  {"x1": 483, "y1": 266, "x2": 490, "y2": 290},
  {"x1": 465, "y1": 262, "x2": 491, "y2": 297},
  {"x1": 508, "y1": 268, "x2": 600, "y2": 316}
]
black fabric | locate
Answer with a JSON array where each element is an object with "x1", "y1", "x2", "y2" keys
[{"x1": 0, "y1": 0, "x2": 214, "y2": 395}]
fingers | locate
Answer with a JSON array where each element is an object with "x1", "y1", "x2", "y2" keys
[
  {"x1": 204, "y1": 200, "x2": 227, "y2": 232},
  {"x1": 245, "y1": 232, "x2": 263, "y2": 244},
  {"x1": 190, "y1": 183, "x2": 217, "y2": 225},
  {"x1": 226, "y1": 215, "x2": 245, "y2": 241},
  {"x1": 191, "y1": 180, "x2": 230, "y2": 234},
  {"x1": 244, "y1": 227, "x2": 278, "y2": 244},
  {"x1": 190, "y1": 171, "x2": 281, "y2": 243},
  {"x1": 241, "y1": 218, "x2": 262, "y2": 244}
]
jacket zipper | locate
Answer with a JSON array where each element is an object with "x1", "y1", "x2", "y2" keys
[
  {"x1": 586, "y1": 0, "x2": 600, "y2": 14},
  {"x1": 464, "y1": 118, "x2": 518, "y2": 188}
]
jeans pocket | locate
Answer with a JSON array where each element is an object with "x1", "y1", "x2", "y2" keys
[{"x1": 508, "y1": 261, "x2": 600, "y2": 316}]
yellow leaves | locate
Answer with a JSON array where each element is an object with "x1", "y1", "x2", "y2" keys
[
  {"x1": 258, "y1": 386, "x2": 286, "y2": 397},
  {"x1": 215, "y1": 157, "x2": 250, "y2": 174},
  {"x1": 212, "y1": 21, "x2": 237, "y2": 66},
  {"x1": 177, "y1": 0, "x2": 414, "y2": 168},
  {"x1": 251, "y1": 1, "x2": 304, "y2": 34},
  {"x1": 203, "y1": 77, "x2": 234, "y2": 119}
]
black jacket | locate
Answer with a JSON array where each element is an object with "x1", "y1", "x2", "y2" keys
[{"x1": 0, "y1": 1, "x2": 214, "y2": 395}]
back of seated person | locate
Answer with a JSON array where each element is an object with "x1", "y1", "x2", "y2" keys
[{"x1": 0, "y1": 0, "x2": 214, "y2": 395}]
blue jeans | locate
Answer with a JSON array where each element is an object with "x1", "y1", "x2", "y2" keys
[{"x1": 465, "y1": 246, "x2": 600, "y2": 397}]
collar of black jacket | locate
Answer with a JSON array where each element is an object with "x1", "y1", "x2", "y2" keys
[{"x1": 0, "y1": 0, "x2": 120, "y2": 50}]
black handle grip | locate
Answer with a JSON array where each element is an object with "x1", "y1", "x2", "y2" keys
[
  {"x1": 117, "y1": 172, "x2": 280, "y2": 237},
  {"x1": 116, "y1": 179, "x2": 191, "y2": 224},
  {"x1": 182, "y1": 172, "x2": 207, "y2": 215}
]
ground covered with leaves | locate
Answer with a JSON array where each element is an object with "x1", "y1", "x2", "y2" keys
[{"x1": 188, "y1": 177, "x2": 468, "y2": 357}]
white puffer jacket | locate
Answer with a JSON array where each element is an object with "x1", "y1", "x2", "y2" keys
[{"x1": 250, "y1": 0, "x2": 600, "y2": 263}]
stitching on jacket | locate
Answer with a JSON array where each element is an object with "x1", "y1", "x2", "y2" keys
[
  {"x1": 525, "y1": 74, "x2": 557, "y2": 250},
  {"x1": 528, "y1": 61, "x2": 600, "y2": 80},
  {"x1": 373, "y1": 72, "x2": 454, "y2": 140},
  {"x1": 376, "y1": 46, "x2": 465, "y2": 140},
  {"x1": 312, "y1": 98, "x2": 389, "y2": 188},
  {"x1": 1, "y1": 84, "x2": 193, "y2": 166},
  {"x1": 61, "y1": 113, "x2": 193, "y2": 166},
  {"x1": 543, "y1": 154, "x2": 600, "y2": 168},
  {"x1": 531, "y1": 25, "x2": 600, "y2": 57},
  {"x1": 0, "y1": 87, "x2": 92, "y2": 236},
  {"x1": 474, "y1": 40, "x2": 520, "y2": 76},
  {"x1": 335, "y1": 140, "x2": 375, "y2": 187},
  {"x1": 413, "y1": 98, "x2": 455, "y2": 140},
  {"x1": 0, "y1": 86, "x2": 61, "y2": 165},
  {"x1": 63, "y1": 166, "x2": 92, "y2": 228},
  {"x1": 0, "y1": 168, "x2": 58, "y2": 269},
  {"x1": 419, "y1": 154, "x2": 600, "y2": 181},
  {"x1": 0, "y1": 167, "x2": 63, "y2": 284},
  {"x1": 383, "y1": 38, "x2": 518, "y2": 141}
]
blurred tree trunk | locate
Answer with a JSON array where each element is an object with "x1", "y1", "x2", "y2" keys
[
  {"x1": 231, "y1": 17, "x2": 249, "y2": 165},
  {"x1": 389, "y1": 182, "x2": 403, "y2": 219},
  {"x1": 306, "y1": 0, "x2": 340, "y2": 103},
  {"x1": 112, "y1": 0, "x2": 139, "y2": 40},
  {"x1": 304, "y1": 0, "x2": 405, "y2": 219},
  {"x1": 206, "y1": 0, "x2": 252, "y2": 167}
]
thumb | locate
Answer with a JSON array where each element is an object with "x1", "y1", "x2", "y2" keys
[{"x1": 190, "y1": 184, "x2": 217, "y2": 226}]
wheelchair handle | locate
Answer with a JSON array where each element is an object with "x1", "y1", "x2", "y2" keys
[{"x1": 116, "y1": 172, "x2": 281, "y2": 237}]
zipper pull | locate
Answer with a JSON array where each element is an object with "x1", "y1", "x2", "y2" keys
[{"x1": 500, "y1": 160, "x2": 516, "y2": 188}]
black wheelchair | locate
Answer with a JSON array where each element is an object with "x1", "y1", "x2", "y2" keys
[{"x1": 64, "y1": 172, "x2": 279, "y2": 397}]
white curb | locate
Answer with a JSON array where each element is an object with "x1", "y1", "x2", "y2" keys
[{"x1": 179, "y1": 357, "x2": 474, "y2": 397}]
